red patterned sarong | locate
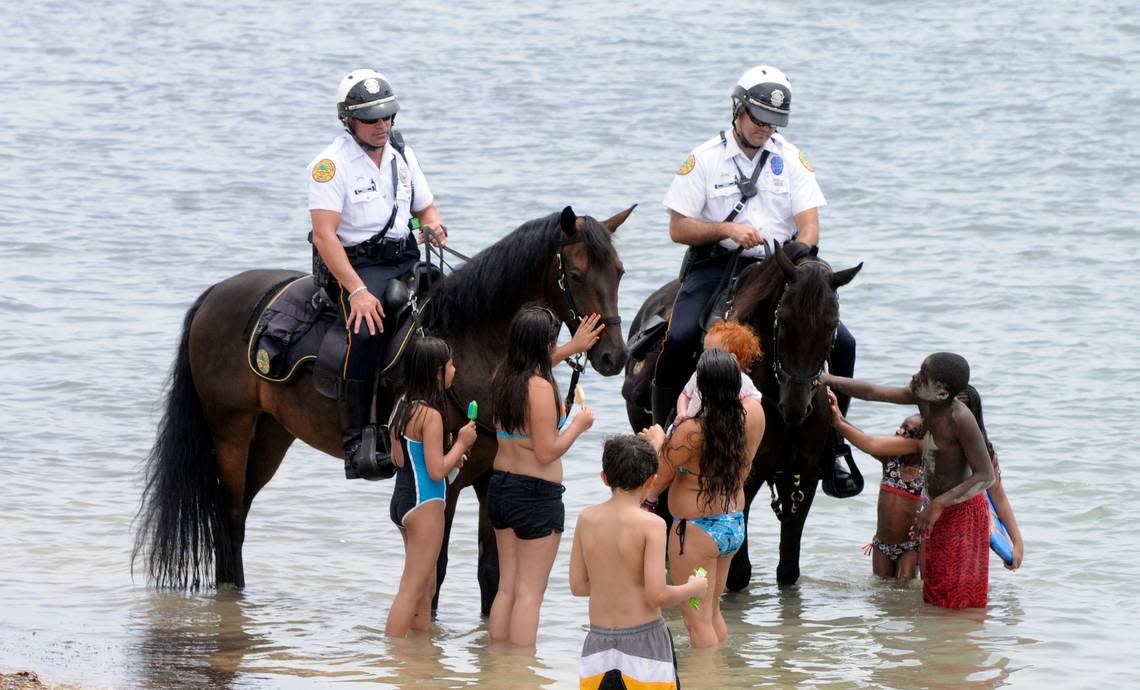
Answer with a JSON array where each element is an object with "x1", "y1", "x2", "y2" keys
[{"x1": 922, "y1": 492, "x2": 989, "y2": 609}]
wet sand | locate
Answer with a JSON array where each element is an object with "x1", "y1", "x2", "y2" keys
[{"x1": 1, "y1": 672, "x2": 47, "y2": 690}]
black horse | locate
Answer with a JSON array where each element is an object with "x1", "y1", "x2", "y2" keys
[
  {"x1": 625, "y1": 242, "x2": 861, "y2": 588},
  {"x1": 135, "y1": 206, "x2": 633, "y2": 612}
]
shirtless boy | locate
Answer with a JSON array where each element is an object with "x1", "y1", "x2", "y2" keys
[
  {"x1": 823, "y1": 352, "x2": 995, "y2": 609},
  {"x1": 570, "y1": 435, "x2": 708, "y2": 689}
]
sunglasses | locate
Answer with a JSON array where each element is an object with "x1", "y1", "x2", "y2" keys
[
  {"x1": 743, "y1": 109, "x2": 775, "y2": 130},
  {"x1": 355, "y1": 115, "x2": 394, "y2": 125}
]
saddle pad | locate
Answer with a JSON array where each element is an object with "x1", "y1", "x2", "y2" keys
[{"x1": 247, "y1": 276, "x2": 336, "y2": 383}]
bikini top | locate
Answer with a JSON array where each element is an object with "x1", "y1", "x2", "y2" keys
[
  {"x1": 881, "y1": 455, "x2": 923, "y2": 497},
  {"x1": 496, "y1": 411, "x2": 569, "y2": 440}
]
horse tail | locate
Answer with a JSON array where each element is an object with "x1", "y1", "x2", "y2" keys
[{"x1": 132, "y1": 284, "x2": 232, "y2": 590}]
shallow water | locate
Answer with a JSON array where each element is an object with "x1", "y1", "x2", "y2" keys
[{"x1": 2, "y1": 1, "x2": 1139, "y2": 688}]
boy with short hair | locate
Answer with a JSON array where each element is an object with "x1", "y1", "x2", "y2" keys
[
  {"x1": 822, "y1": 352, "x2": 995, "y2": 609},
  {"x1": 570, "y1": 435, "x2": 708, "y2": 689}
]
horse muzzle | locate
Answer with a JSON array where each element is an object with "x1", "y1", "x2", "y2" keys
[
  {"x1": 590, "y1": 339, "x2": 629, "y2": 377},
  {"x1": 778, "y1": 389, "x2": 815, "y2": 426}
]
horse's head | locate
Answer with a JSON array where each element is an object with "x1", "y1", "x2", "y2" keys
[
  {"x1": 426, "y1": 204, "x2": 633, "y2": 376},
  {"x1": 550, "y1": 205, "x2": 633, "y2": 376},
  {"x1": 771, "y1": 243, "x2": 862, "y2": 425}
]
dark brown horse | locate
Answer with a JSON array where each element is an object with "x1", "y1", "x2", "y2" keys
[
  {"x1": 135, "y1": 206, "x2": 632, "y2": 610},
  {"x1": 625, "y1": 242, "x2": 861, "y2": 588}
]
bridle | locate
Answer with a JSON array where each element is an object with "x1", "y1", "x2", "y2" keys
[
  {"x1": 770, "y1": 260, "x2": 837, "y2": 392},
  {"x1": 766, "y1": 270, "x2": 838, "y2": 522},
  {"x1": 771, "y1": 306, "x2": 837, "y2": 390},
  {"x1": 555, "y1": 236, "x2": 622, "y2": 414},
  {"x1": 556, "y1": 236, "x2": 622, "y2": 333}
]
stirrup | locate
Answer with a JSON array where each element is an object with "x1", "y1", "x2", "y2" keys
[
  {"x1": 344, "y1": 424, "x2": 396, "y2": 481},
  {"x1": 821, "y1": 440, "x2": 863, "y2": 498}
]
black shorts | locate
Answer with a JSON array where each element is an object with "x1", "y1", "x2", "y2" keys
[{"x1": 487, "y1": 470, "x2": 566, "y2": 540}]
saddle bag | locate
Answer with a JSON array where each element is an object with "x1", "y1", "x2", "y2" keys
[{"x1": 622, "y1": 317, "x2": 668, "y2": 409}]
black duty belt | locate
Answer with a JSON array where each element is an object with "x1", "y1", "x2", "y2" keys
[
  {"x1": 344, "y1": 234, "x2": 416, "y2": 261},
  {"x1": 689, "y1": 243, "x2": 735, "y2": 263}
]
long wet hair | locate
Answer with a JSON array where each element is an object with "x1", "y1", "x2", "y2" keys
[
  {"x1": 955, "y1": 383, "x2": 995, "y2": 456},
  {"x1": 392, "y1": 337, "x2": 452, "y2": 437},
  {"x1": 492, "y1": 306, "x2": 561, "y2": 434},
  {"x1": 688, "y1": 348, "x2": 748, "y2": 512}
]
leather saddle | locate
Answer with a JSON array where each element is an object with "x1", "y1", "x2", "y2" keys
[{"x1": 245, "y1": 274, "x2": 423, "y2": 398}]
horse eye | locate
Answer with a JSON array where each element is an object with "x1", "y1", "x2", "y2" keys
[{"x1": 570, "y1": 271, "x2": 585, "y2": 284}]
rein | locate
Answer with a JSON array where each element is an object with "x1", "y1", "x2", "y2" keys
[{"x1": 555, "y1": 235, "x2": 620, "y2": 415}]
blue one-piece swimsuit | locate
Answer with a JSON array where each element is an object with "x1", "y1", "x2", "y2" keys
[{"x1": 390, "y1": 434, "x2": 447, "y2": 527}]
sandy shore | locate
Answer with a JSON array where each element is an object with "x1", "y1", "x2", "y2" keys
[{"x1": 0, "y1": 673, "x2": 46, "y2": 690}]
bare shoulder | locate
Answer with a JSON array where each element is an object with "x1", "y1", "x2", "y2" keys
[
  {"x1": 949, "y1": 400, "x2": 975, "y2": 426},
  {"x1": 528, "y1": 376, "x2": 554, "y2": 393},
  {"x1": 742, "y1": 396, "x2": 765, "y2": 418},
  {"x1": 634, "y1": 507, "x2": 665, "y2": 530},
  {"x1": 669, "y1": 417, "x2": 704, "y2": 448},
  {"x1": 578, "y1": 503, "x2": 601, "y2": 523}
]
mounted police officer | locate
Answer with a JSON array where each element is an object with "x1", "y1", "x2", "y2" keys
[
  {"x1": 308, "y1": 69, "x2": 447, "y2": 480},
  {"x1": 652, "y1": 65, "x2": 859, "y2": 491}
]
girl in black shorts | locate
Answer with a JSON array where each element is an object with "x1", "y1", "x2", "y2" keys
[{"x1": 487, "y1": 306, "x2": 597, "y2": 646}]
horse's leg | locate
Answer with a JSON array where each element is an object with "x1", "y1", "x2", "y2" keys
[
  {"x1": 472, "y1": 469, "x2": 499, "y2": 617},
  {"x1": 244, "y1": 413, "x2": 296, "y2": 513},
  {"x1": 432, "y1": 480, "x2": 461, "y2": 613},
  {"x1": 776, "y1": 476, "x2": 819, "y2": 585},
  {"x1": 210, "y1": 410, "x2": 258, "y2": 589}
]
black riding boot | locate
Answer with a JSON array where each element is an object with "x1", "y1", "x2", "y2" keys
[
  {"x1": 822, "y1": 427, "x2": 863, "y2": 498},
  {"x1": 650, "y1": 383, "x2": 681, "y2": 428},
  {"x1": 337, "y1": 378, "x2": 395, "y2": 481}
]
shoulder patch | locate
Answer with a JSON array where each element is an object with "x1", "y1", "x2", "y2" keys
[
  {"x1": 312, "y1": 159, "x2": 336, "y2": 183},
  {"x1": 678, "y1": 154, "x2": 696, "y2": 175},
  {"x1": 799, "y1": 150, "x2": 814, "y2": 173}
]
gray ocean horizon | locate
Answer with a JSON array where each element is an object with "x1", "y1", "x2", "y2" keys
[{"x1": 2, "y1": 1, "x2": 1139, "y2": 688}]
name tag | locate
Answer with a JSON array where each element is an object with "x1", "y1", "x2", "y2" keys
[{"x1": 353, "y1": 177, "x2": 377, "y2": 196}]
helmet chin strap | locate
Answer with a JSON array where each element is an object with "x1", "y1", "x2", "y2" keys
[
  {"x1": 732, "y1": 113, "x2": 767, "y2": 151},
  {"x1": 344, "y1": 116, "x2": 395, "y2": 152}
]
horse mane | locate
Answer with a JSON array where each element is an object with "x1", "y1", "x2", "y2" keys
[
  {"x1": 732, "y1": 241, "x2": 814, "y2": 327},
  {"x1": 425, "y1": 210, "x2": 615, "y2": 334}
]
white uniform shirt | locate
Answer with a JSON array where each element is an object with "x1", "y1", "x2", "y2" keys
[
  {"x1": 663, "y1": 131, "x2": 825, "y2": 258},
  {"x1": 307, "y1": 133, "x2": 434, "y2": 246}
]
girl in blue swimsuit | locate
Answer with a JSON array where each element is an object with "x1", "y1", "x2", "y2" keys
[
  {"x1": 487, "y1": 306, "x2": 597, "y2": 646},
  {"x1": 641, "y1": 349, "x2": 766, "y2": 648},
  {"x1": 385, "y1": 337, "x2": 477, "y2": 637}
]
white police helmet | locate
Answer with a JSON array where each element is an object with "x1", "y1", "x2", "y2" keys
[
  {"x1": 731, "y1": 65, "x2": 792, "y2": 127},
  {"x1": 336, "y1": 69, "x2": 400, "y2": 124}
]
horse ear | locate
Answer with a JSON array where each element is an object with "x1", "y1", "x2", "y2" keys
[
  {"x1": 599, "y1": 204, "x2": 637, "y2": 233},
  {"x1": 774, "y1": 241, "x2": 797, "y2": 279},
  {"x1": 560, "y1": 206, "x2": 577, "y2": 236},
  {"x1": 830, "y1": 262, "x2": 863, "y2": 289},
  {"x1": 809, "y1": 245, "x2": 820, "y2": 257}
]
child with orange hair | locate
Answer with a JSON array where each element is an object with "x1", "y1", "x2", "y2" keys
[{"x1": 676, "y1": 320, "x2": 763, "y2": 420}]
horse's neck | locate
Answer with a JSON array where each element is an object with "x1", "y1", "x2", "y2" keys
[
  {"x1": 427, "y1": 268, "x2": 551, "y2": 338},
  {"x1": 739, "y1": 286, "x2": 781, "y2": 340}
]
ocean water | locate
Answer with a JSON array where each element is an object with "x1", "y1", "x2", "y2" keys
[{"x1": 1, "y1": 1, "x2": 1138, "y2": 688}]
